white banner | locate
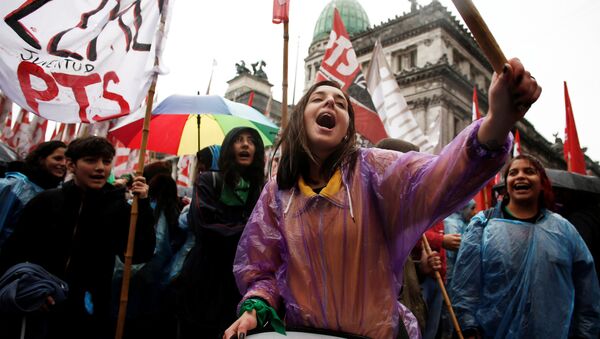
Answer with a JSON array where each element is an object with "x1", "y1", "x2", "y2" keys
[
  {"x1": 366, "y1": 39, "x2": 436, "y2": 153},
  {"x1": 0, "y1": 0, "x2": 169, "y2": 123}
]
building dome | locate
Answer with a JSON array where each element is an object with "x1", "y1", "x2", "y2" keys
[{"x1": 312, "y1": 0, "x2": 370, "y2": 43}]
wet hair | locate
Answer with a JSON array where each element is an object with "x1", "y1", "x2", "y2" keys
[
  {"x1": 219, "y1": 127, "x2": 265, "y2": 190},
  {"x1": 194, "y1": 145, "x2": 221, "y2": 180},
  {"x1": 375, "y1": 138, "x2": 419, "y2": 153},
  {"x1": 503, "y1": 154, "x2": 555, "y2": 210},
  {"x1": 65, "y1": 136, "x2": 115, "y2": 162},
  {"x1": 25, "y1": 140, "x2": 67, "y2": 169},
  {"x1": 196, "y1": 147, "x2": 213, "y2": 171},
  {"x1": 147, "y1": 173, "x2": 184, "y2": 252},
  {"x1": 275, "y1": 80, "x2": 358, "y2": 189},
  {"x1": 143, "y1": 160, "x2": 172, "y2": 184},
  {"x1": 23, "y1": 140, "x2": 67, "y2": 188}
]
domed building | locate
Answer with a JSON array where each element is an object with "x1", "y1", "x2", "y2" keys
[
  {"x1": 224, "y1": 0, "x2": 598, "y2": 174},
  {"x1": 312, "y1": 0, "x2": 370, "y2": 44},
  {"x1": 303, "y1": 0, "x2": 600, "y2": 174}
]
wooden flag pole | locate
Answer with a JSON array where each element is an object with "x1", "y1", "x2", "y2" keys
[
  {"x1": 114, "y1": 81, "x2": 156, "y2": 339},
  {"x1": 451, "y1": 0, "x2": 507, "y2": 74},
  {"x1": 421, "y1": 234, "x2": 464, "y2": 339},
  {"x1": 281, "y1": 20, "x2": 289, "y2": 129},
  {"x1": 115, "y1": 2, "x2": 168, "y2": 337}
]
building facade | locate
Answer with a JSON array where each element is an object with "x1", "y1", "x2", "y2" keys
[{"x1": 226, "y1": 0, "x2": 599, "y2": 175}]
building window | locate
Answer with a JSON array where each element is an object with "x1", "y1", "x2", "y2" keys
[
  {"x1": 454, "y1": 115, "x2": 463, "y2": 138},
  {"x1": 409, "y1": 49, "x2": 417, "y2": 68},
  {"x1": 394, "y1": 48, "x2": 418, "y2": 72}
]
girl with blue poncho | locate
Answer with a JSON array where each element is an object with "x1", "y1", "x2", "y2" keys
[
  {"x1": 451, "y1": 154, "x2": 600, "y2": 338},
  {"x1": 0, "y1": 141, "x2": 66, "y2": 249}
]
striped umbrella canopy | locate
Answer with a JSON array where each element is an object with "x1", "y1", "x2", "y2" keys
[{"x1": 109, "y1": 95, "x2": 279, "y2": 155}]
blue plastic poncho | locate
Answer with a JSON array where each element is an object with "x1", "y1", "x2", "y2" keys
[
  {"x1": 0, "y1": 172, "x2": 43, "y2": 248},
  {"x1": 451, "y1": 206, "x2": 600, "y2": 338},
  {"x1": 444, "y1": 199, "x2": 475, "y2": 285}
]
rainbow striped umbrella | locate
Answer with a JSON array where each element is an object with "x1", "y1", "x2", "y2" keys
[{"x1": 109, "y1": 95, "x2": 279, "y2": 155}]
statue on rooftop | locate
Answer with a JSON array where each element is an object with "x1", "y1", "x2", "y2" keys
[
  {"x1": 409, "y1": 0, "x2": 419, "y2": 12},
  {"x1": 235, "y1": 60, "x2": 250, "y2": 75},
  {"x1": 252, "y1": 60, "x2": 268, "y2": 80}
]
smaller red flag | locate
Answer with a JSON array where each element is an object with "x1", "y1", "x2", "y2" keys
[
  {"x1": 30, "y1": 115, "x2": 48, "y2": 150},
  {"x1": 247, "y1": 91, "x2": 255, "y2": 107},
  {"x1": 1, "y1": 112, "x2": 13, "y2": 143},
  {"x1": 63, "y1": 124, "x2": 77, "y2": 143},
  {"x1": 513, "y1": 129, "x2": 522, "y2": 157},
  {"x1": 272, "y1": 0, "x2": 289, "y2": 24},
  {"x1": 51, "y1": 123, "x2": 65, "y2": 141},
  {"x1": 563, "y1": 81, "x2": 586, "y2": 174},
  {"x1": 472, "y1": 86, "x2": 481, "y2": 121}
]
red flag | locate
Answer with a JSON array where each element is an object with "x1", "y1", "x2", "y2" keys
[
  {"x1": 113, "y1": 140, "x2": 131, "y2": 177},
  {"x1": 63, "y1": 124, "x2": 77, "y2": 143},
  {"x1": 30, "y1": 114, "x2": 48, "y2": 150},
  {"x1": 0, "y1": 94, "x2": 12, "y2": 128},
  {"x1": 272, "y1": 0, "x2": 289, "y2": 24},
  {"x1": 51, "y1": 123, "x2": 65, "y2": 141},
  {"x1": 247, "y1": 91, "x2": 255, "y2": 107},
  {"x1": 2, "y1": 111, "x2": 13, "y2": 143},
  {"x1": 513, "y1": 129, "x2": 522, "y2": 157},
  {"x1": 176, "y1": 155, "x2": 195, "y2": 189},
  {"x1": 472, "y1": 86, "x2": 481, "y2": 120},
  {"x1": 8, "y1": 108, "x2": 33, "y2": 158},
  {"x1": 563, "y1": 82, "x2": 586, "y2": 174},
  {"x1": 472, "y1": 88, "x2": 493, "y2": 211},
  {"x1": 316, "y1": 9, "x2": 387, "y2": 143},
  {"x1": 0, "y1": 95, "x2": 13, "y2": 142}
]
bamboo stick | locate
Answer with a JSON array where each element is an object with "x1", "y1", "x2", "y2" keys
[
  {"x1": 114, "y1": 80, "x2": 156, "y2": 339},
  {"x1": 421, "y1": 234, "x2": 464, "y2": 339},
  {"x1": 451, "y1": 0, "x2": 507, "y2": 74},
  {"x1": 114, "y1": 1, "x2": 168, "y2": 337}
]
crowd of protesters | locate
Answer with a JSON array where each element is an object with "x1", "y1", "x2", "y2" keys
[{"x1": 0, "y1": 58, "x2": 598, "y2": 339}]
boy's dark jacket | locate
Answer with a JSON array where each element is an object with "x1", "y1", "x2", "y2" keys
[{"x1": 0, "y1": 180, "x2": 155, "y2": 337}]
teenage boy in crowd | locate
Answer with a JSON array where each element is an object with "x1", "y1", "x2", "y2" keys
[{"x1": 0, "y1": 136, "x2": 156, "y2": 339}]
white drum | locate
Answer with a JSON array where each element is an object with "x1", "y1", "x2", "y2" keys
[{"x1": 248, "y1": 331, "x2": 346, "y2": 338}]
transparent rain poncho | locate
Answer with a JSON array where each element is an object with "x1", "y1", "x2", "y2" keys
[
  {"x1": 233, "y1": 121, "x2": 511, "y2": 338},
  {"x1": 0, "y1": 172, "x2": 43, "y2": 247},
  {"x1": 451, "y1": 207, "x2": 600, "y2": 338}
]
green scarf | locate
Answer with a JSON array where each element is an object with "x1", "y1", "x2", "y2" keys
[
  {"x1": 238, "y1": 298, "x2": 286, "y2": 335},
  {"x1": 219, "y1": 177, "x2": 250, "y2": 206}
]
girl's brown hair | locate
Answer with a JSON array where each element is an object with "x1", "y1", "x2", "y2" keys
[{"x1": 275, "y1": 80, "x2": 358, "y2": 189}]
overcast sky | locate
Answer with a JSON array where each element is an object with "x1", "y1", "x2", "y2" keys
[{"x1": 156, "y1": 0, "x2": 600, "y2": 161}]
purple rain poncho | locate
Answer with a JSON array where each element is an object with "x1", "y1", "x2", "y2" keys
[{"x1": 233, "y1": 120, "x2": 511, "y2": 338}]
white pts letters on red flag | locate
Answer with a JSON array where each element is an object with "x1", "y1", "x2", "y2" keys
[
  {"x1": 0, "y1": 0, "x2": 169, "y2": 123},
  {"x1": 316, "y1": 9, "x2": 387, "y2": 143}
]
